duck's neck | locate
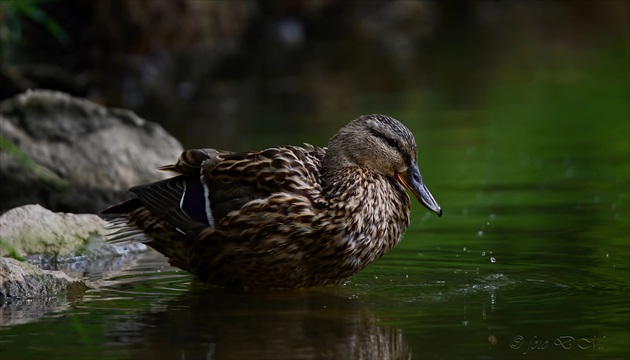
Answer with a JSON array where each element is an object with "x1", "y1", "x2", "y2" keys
[{"x1": 321, "y1": 167, "x2": 412, "y2": 259}]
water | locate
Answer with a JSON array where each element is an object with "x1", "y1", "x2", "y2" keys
[{"x1": 1, "y1": 21, "x2": 629, "y2": 360}]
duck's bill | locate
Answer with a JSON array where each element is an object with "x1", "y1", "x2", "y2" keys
[{"x1": 396, "y1": 164, "x2": 442, "y2": 216}]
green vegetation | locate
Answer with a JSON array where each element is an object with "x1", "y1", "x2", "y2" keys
[
  {"x1": 0, "y1": 0, "x2": 67, "y2": 61},
  {"x1": 0, "y1": 135, "x2": 68, "y2": 190}
]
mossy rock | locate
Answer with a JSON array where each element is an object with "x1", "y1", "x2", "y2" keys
[{"x1": 0, "y1": 204, "x2": 146, "y2": 261}]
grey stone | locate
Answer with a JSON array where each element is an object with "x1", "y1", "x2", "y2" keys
[
  {"x1": 0, "y1": 257, "x2": 88, "y2": 326},
  {"x1": 0, "y1": 257, "x2": 88, "y2": 301},
  {"x1": 0, "y1": 89, "x2": 183, "y2": 213}
]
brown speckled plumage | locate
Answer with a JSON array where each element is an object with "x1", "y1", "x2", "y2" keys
[{"x1": 101, "y1": 114, "x2": 442, "y2": 288}]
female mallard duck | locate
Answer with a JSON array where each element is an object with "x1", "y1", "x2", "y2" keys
[{"x1": 101, "y1": 114, "x2": 441, "y2": 288}]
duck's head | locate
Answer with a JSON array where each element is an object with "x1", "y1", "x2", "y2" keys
[{"x1": 324, "y1": 114, "x2": 442, "y2": 216}]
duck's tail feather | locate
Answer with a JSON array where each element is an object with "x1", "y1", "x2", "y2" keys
[
  {"x1": 100, "y1": 197, "x2": 195, "y2": 271},
  {"x1": 103, "y1": 217, "x2": 150, "y2": 244},
  {"x1": 99, "y1": 176, "x2": 215, "y2": 271}
]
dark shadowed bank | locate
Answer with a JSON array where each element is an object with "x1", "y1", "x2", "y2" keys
[{"x1": 1, "y1": 1, "x2": 627, "y2": 149}]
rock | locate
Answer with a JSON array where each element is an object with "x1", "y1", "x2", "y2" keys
[
  {"x1": 0, "y1": 257, "x2": 88, "y2": 326},
  {"x1": 0, "y1": 89, "x2": 183, "y2": 214},
  {"x1": 0, "y1": 257, "x2": 88, "y2": 301},
  {"x1": 0, "y1": 204, "x2": 150, "y2": 325},
  {"x1": 0, "y1": 204, "x2": 146, "y2": 262}
]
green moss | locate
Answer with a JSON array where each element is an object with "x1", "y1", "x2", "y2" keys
[
  {"x1": 0, "y1": 135, "x2": 68, "y2": 190},
  {"x1": 0, "y1": 240, "x2": 24, "y2": 261}
]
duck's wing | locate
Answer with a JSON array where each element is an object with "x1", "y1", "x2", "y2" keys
[
  {"x1": 101, "y1": 148, "x2": 232, "y2": 233},
  {"x1": 206, "y1": 144, "x2": 325, "y2": 196},
  {"x1": 203, "y1": 144, "x2": 326, "y2": 221},
  {"x1": 101, "y1": 145, "x2": 326, "y2": 236}
]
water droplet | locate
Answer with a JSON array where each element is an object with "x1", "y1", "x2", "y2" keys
[
  {"x1": 490, "y1": 257, "x2": 496, "y2": 263},
  {"x1": 482, "y1": 251, "x2": 486, "y2": 256},
  {"x1": 462, "y1": 320, "x2": 469, "y2": 326},
  {"x1": 463, "y1": 247, "x2": 467, "y2": 251},
  {"x1": 477, "y1": 231, "x2": 484, "y2": 237},
  {"x1": 405, "y1": 274, "x2": 409, "y2": 278},
  {"x1": 606, "y1": 254, "x2": 609, "y2": 258},
  {"x1": 489, "y1": 214, "x2": 496, "y2": 220}
]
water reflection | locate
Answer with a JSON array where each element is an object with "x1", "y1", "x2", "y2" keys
[
  {"x1": 1, "y1": 297, "x2": 72, "y2": 328},
  {"x1": 107, "y1": 284, "x2": 411, "y2": 360}
]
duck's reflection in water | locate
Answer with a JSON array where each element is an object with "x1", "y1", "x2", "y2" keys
[{"x1": 107, "y1": 283, "x2": 411, "y2": 360}]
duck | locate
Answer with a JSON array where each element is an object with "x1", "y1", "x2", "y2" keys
[{"x1": 101, "y1": 114, "x2": 442, "y2": 288}]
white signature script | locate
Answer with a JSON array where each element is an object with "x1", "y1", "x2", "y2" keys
[{"x1": 510, "y1": 335, "x2": 605, "y2": 354}]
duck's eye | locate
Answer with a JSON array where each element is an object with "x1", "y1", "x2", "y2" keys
[
  {"x1": 368, "y1": 128, "x2": 400, "y2": 151},
  {"x1": 385, "y1": 137, "x2": 398, "y2": 149}
]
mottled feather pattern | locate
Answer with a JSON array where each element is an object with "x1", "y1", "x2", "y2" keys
[
  {"x1": 122, "y1": 207, "x2": 191, "y2": 271},
  {"x1": 101, "y1": 114, "x2": 441, "y2": 288},
  {"x1": 183, "y1": 167, "x2": 411, "y2": 287},
  {"x1": 207, "y1": 145, "x2": 325, "y2": 197}
]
